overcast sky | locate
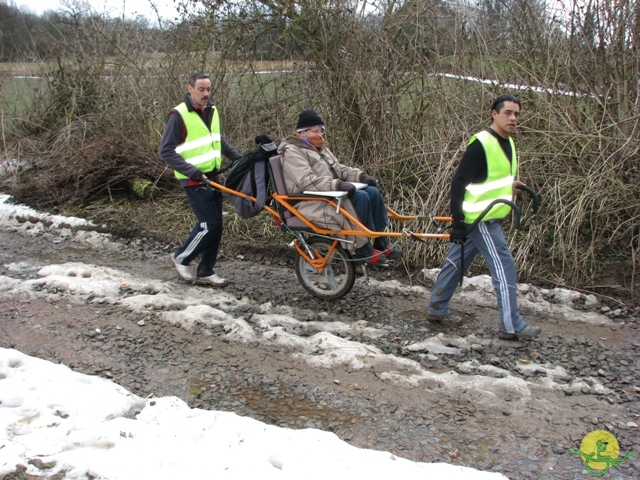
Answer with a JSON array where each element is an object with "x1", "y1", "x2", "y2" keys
[
  {"x1": 13, "y1": 0, "x2": 181, "y2": 20},
  {"x1": 13, "y1": 0, "x2": 573, "y2": 24}
]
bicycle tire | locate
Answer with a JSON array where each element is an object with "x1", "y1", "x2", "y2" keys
[{"x1": 295, "y1": 237, "x2": 356, "y2": 300}]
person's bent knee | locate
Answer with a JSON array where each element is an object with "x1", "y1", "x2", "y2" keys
[
  {"x1": 366, "y1": 187, "x2": 383, "y2": 200},
  {"x1": 352, "y1": 190, "x2": 370, "y2": 205}
]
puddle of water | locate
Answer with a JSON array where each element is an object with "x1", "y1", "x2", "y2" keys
[
  {"x1": 34, "y1": 246, "x2": 92, "y2": 261},
  {"x1": 468, "y1": 439, "x2": 500, "y2": 463},
  {"x1": 189, "y1": 377, "x2": 218, "y2": 396},
  {"x1": 399, "y1": 309, "x2": 424, "y2": 320},
  {"x1": 399, "y1": 309, "x2": 477, "y2": 333},
  {"x1": 189, "y1": 378, "x2": 362, "y2": 429}
]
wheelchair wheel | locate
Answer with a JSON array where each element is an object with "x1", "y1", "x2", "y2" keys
[{"x1": 295, "y1": 237, "x2": 356, "y2": 300}]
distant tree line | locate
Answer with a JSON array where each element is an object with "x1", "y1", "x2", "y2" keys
[{"x1": 0, "y1": 1, "x2": 161, "y2": 61}]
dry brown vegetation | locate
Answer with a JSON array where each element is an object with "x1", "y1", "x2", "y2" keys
[{"x1": 0, "y1": 0, "x2": 638, "y2": 302}]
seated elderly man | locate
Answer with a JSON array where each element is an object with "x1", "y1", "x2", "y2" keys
[{"x1": 277, "y1": 109, "x2": 402, "y2": 265}]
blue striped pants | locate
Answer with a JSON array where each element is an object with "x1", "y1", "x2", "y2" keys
[{"x1": 428, "y1": 220, "x2": 526, "y2": 334}]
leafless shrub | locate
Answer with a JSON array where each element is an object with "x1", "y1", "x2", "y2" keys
[
  {"x1": 1, "y1": 0, "x2": 638, "y2": 299},
  {"x1": 188, "y1": 0, "x2": 639, "y2": 298}
]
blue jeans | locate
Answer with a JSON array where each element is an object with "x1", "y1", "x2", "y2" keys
[
  {"x1": 349, "y1": 186, "x2": 389, "y2": 234},
  {"x1": 174, "y1": 185, "x2": 223, "y2": 278},
  {"x1": 428, "y1": 220, "x2": 526, "y2": 334}
]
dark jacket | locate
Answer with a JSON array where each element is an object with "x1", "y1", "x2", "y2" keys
[{"x1": 159, "y1": 93, "x2": 243, "y2": 187}]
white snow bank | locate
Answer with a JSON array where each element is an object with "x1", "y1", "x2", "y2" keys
[{"x1": 0, "y1": 348, "x2": 508, "y2": 480}]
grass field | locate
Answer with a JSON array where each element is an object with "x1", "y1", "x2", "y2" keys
[
  {"x1": 0, "y1": 61, "x2": 61, "y2": 76},
  {"x1": 0, "y1": 75, "x2": 47, "y2": 133}
]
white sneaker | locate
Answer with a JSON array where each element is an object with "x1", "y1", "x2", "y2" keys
[
  {"x1": 170, "y1": 254, "x2": 194, "y2": 281},
  {"x1": 198, "y1": 273, "x2": 228, "y2": 287}
]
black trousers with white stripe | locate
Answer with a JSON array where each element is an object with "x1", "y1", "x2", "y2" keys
[{"x1": 174, "y1": 185, "x2": 224, "y2": 278}]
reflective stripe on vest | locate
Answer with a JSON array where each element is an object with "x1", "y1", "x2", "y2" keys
[
  {"x1": 173, "y1": 102, "x2": 222, "y2": 180},
  {"x1": 462, "y1": 130, "x2": 517, "y2": 223}
]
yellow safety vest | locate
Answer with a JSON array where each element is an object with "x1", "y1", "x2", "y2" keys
[
  {"x1": 173, "y1": 103, "x2": 222, "y2": 180},
  {"x1": 462, "y1": 130, "x2": 517, "y2": 223}
]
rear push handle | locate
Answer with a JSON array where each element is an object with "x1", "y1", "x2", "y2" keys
[
  {"x1": 515, "y1": 184, "x2": 540, "y2": 214},
  {"x1": 458, "y1": 186, "x2": 539, "y2": 286}
]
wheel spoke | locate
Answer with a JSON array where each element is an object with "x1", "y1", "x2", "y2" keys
[{"x1": 324, "y1": 262, "x2": 338, "y2": 289}]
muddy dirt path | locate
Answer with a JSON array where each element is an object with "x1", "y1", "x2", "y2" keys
[{"x1": 1, "y1": 205, "x2": 639, "y2": 479}]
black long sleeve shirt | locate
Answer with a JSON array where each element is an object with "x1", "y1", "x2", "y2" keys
[
  {"x1": 159, "y1": 93, "x2": 243, "y2": 186},
  {"x1": 450, "y1": 128, "x2": 513, "y2": 225}
]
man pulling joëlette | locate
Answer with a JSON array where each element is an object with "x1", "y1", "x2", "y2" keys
[
  {"x1": 159, "y1": 73, "x2": 243, "y2": 286},
  {"x1": 427, "y1": 94, "x2": 541, "y2": 340}
]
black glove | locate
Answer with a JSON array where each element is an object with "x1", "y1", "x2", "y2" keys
[
  {"x1": 338, "y1": 181, "x2": 356, "y2": 198},
  {"x1": 189, "y1": 171, "x2": 213, "y2": 191},
  {"x1": 255, "y1": 134, "x2": 278, "y2": 158},
  {"x1": 359, "y1": 173, "x2": 378, "y2": 187},
  {"x1": 450, "y1": 223, "x2": 467, "y2": 244},
  {"x1": 189, "y1": 170, "x2": 206, "y2": 183}
]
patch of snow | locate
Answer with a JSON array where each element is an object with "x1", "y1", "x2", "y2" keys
[{"x1": 0, "y1": 348, "x2": 508, "y2": 479}]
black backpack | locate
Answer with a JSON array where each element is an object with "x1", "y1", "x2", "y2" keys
[{"x1": 223, "y1": 150, "x2": 272, "y2": 218}]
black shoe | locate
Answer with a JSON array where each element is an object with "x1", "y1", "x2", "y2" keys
[
  {"x1": 367, "y1": 249, "x2": 389, "y2": 266},
  {"x1": 354, "y1": 244, "x2": 388, "y2": 266},
  {"x1": 375, "y1": 238, "x2": 402, "y2": 260},
  {"x1": 381, "y1": 244, "x2": 403, "y2": 260},
  {"x1": 355, "y1": 242, "x2": 373, "y2": 256},
  {"x1": 354, "y1": 244, "x2": 371, "y2": 265},
  {"x1": 426, "y1": 313, "x2": 461, "y2": 325},
  {"x1": 373, "y1": 238, "x2": 390, "y2": 250}
]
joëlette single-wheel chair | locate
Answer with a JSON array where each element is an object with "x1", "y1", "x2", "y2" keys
[{"x1": 208, "y1": 155, "x2": 539, "y2": 300}]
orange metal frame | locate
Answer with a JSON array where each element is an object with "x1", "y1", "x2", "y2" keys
[
  {"x1": 209, "y1": 179, "x2": 452, "y2": 239},
  {"x1": 209, "y1": 179, "x2": 452, "y2": 272}
]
